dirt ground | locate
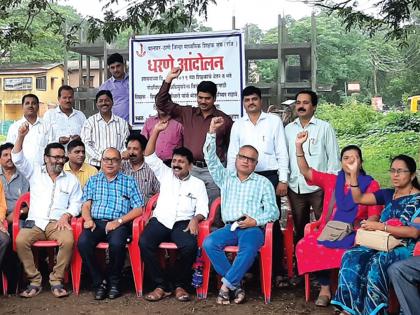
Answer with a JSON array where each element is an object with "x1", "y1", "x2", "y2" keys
[{"x1": 0, "y1": 284, "x2": 334, "y2": 315}]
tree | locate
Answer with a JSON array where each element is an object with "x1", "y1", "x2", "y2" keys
[
  {"x1": 0, "y1": 0, "x2": 217, "y2": 54},
  {"x1": 312, "y1": 0, "x2": 420, "y2": 43}
]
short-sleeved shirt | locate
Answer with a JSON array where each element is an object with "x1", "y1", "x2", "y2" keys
[
  {"x1": 307, "y1": 169, "x2": 382, "y2": 227},
  {"x1": 83, "y1": 171, "x2": 144, "y2": 220},
  {"x1": 64, "y1": 162, "x2": 98, "y2": 188},
  {"x1": 0, "y1": 167, "x2": 30, "y2": 214}
]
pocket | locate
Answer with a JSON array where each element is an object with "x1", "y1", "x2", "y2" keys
[
  {"x1": 55, "y1": 190, "x2": 70, "y2": 209},
  {"x1": 179, "y1": 194, "x2": 197, "y2": 210}
]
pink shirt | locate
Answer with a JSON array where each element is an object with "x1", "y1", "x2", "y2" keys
[{"x1": 141, "y1": 116, "x2": 184, "y2": 161}]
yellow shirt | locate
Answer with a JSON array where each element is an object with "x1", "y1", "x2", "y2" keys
[
  {"x1": 0, "y1": 181, "x2": 7, "y2": 220},
  {"x1": 64, "y1": 162, "x2": 98, "y2": 188}
]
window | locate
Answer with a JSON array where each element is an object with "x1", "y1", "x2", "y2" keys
[
  {"x1": 3, "y1": 77, "x2": 32, "y2": 91},
  {"x1": 36, "y1": 76, "x2": 46, "y2": 90},
  {"x1": 82, "y1": 75, "x2": 94, "y2": 88}
]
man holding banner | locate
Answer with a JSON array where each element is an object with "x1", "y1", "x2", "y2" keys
[{"x1": 156, "y1": 67, "x2": 233, "y2": 224}]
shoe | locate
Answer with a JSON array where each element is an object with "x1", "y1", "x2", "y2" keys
[
  {"x1": 108, "y1": 286, "x2": 121, "y2": 299},
  {"x1": 94, "y1": 283, "x2": 108, "y2": 300},
  {"x1": 315, "y1": 295, "x2": 331, "y2": 307}
]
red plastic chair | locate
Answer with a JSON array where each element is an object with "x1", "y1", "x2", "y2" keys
[
  {"x1": 1, "y1": 219, "x2": 8, "y2": 295},
  {"x1": 200, "y1": 209, "x2": 275, "y2": 303},
  {"x1": 72, "y1": 214, "x2": 143, "y2": 296},
  {"x1": 12, "y1": 192, "x2": 76, "y2": 288},
  {"x1": 138, "y1": 193, "x2": 217, "y2": 298}
]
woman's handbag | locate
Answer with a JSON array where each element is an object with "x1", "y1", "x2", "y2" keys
[
  {"x1": 317, "y1": 220, "x2": 353, "y2": 241},
  {"x1": 355, "y1": 229, "x2": 403, "y2": 252}
]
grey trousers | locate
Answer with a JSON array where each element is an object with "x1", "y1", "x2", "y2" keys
[
  {"x1": 0, "y1": 230, "x2": 11, "y2": 267},
  {"x1": 388, "y1": 256, "x2": 420, "y2": 315}
]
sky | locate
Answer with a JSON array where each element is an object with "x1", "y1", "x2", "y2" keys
[{"x1": 59, "y1": 0, "x2": 314, "y2": 31}]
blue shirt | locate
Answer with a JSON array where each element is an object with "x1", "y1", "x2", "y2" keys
[
  {"x1": 83, "y1": 171, "x2": 144, "y2": 220},
  {"x1": 99, "y1": 74, "x2": 129, "y2": 121},
  {"x1": 204, "y1": 133, "x2": 279, "y2": 226}
]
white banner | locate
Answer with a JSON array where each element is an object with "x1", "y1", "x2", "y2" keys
[{"x1": 129, "y1": 31, "x2": 245, "y2": 128}]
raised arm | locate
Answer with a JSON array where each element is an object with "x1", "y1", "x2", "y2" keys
[
  {"x1": 144, "y1": 120, "x2": 169, "y2": 157},
  {"x1": 295, "y1": 131, "x2": 313, "y2": 182},
  {"x1": 345, "y1": 158, "x2": 377, "y2": 205},
  {"x1": 155, "y1": 67, "x2": 184, "y2": 119},
  {"x1": 11, "y1": 122, "x2": 34, "y2": 180}
]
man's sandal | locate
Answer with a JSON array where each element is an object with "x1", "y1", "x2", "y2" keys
[
  {"x1": 51, "y1": 284, "x2": 70, "y2": 298},
  {"x1": 175, "y1": 287, "x2": 190, "y2": 302},
  {"x1": 20, "y1": 285, "x2": 42, "y2": 298},
  {"x1": 144, "y1": 287, "x2": 172, "y2": 302},
  {"x1": 233, "y1": 288, "x2": 246, "y2": 304},
  {"x1": 216, "y1": 288, "x2": 230, "y2": 305}
]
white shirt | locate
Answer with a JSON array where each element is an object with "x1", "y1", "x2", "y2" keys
[
  {"x1": 6, "y1": 117, "x2": 52, "y2": 167},
  {"x1": 285, "y1": 116, "x2": 341, "y2": 194},
  {"x1": 145, "y1": 153, "x2": 209, "y2": 229},
  {"x1": 11, "y1": 150, "x2": 82, "y2": 231},
  {"x1": 227, "y1": 112, "x2": 289, "y2": 182},
  {"x1": 80, "y1": 113, "x2": 129, "y2": 167},
  {"x1": 43, "y1": 106, "x2": 86, "y2": 144}
]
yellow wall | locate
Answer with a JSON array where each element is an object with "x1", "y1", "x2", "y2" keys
[{"x1": 0, "y1": 65, "x2": 64, "y2": 121}]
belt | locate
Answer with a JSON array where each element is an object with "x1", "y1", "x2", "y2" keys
[{"x1": 193, "y1": 160, "x2": 207, "y2": 168}]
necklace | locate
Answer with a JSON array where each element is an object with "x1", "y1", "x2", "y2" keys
[{"x1": 393, "y1": 186, "x2": 413, "y2": 200}]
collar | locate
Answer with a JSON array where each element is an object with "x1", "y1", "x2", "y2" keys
[
  {"x1": 194, "y1": 105, "x2": 217, "y2": 117},
  {"x1": 96, "y1": 113, "x2": 115, "y2": 122},
  {"x1": 293, "y1": 115, "x2": 317, "y2": 127},
  {"x1": 41, "y1": 165, "x2": 67, "y2": 179},
  {"x1": 111, "y1": 73, "x2": 128, "y2": 82},
  {"x1": 0, "y1": 167, "x2": 19, "y2": 180},
  {"x1": 176, "y1": 172, "x2": 191, "y2": 181},
  {"x1": 244, "y1": 111, "x2": 267, "y2": 123},
  {"x1": 229, "y1": 170, "x2": 257, "y2": 182},
  {"x1": 22, "y1": 116, "x2": 42, "y2": 126},
  {"x1": 64, "y1": 162, "x2": 87, "y2": 173},
  {"x1": 99, "y1": 171, "x2": 121, "y2": 182},
  {"x1": 56, "y1": 105, "x2": 75, "y2": 117}
]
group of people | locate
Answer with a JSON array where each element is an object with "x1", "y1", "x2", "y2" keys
[{"x1": 0, "y1": 53, "x2": 418, "y2": 315}]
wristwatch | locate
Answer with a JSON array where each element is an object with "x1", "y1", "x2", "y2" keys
[
  {"x1": 279, "y1": 181, "x2": 288, "y2": 184},
  {"x1": 117, "y1": 218, "x2": 123, "y2": 224}
]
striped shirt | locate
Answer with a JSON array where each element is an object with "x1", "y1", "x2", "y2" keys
[
  {"x1": 80, "y1": 113, "x2": 130, "y2": 167},
  {"x1": 204, "y1": 133, "x2": 279, "y2": 226},
  {"x1": 121, "y1": 160, "x2": 160, "y2": 203},
  {"x1": 82, "y1": 171, "x2": 144, "y2": 220}
]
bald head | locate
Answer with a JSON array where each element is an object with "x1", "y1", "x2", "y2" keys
[{"x1": 101, "y1": 147, "x2": 122, "y2": 178}]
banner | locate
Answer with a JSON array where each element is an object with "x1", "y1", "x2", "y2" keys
[{"x1": 129, "y1": 31, "x2": 245, "y2": 128}]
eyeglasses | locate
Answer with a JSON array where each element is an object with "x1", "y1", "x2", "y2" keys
[
  {"x1": 47, "y1": 155, "x2": 66, "y2": 162},
  {"x1": 102, "y1": 157, "x2": 121, "y2": 164},
  {"x1": 388, "y1": 168, "x2": 411, "y2": 175},
  {"x1": 236, "y1": 154, "x2": 257, "y2": 163}
]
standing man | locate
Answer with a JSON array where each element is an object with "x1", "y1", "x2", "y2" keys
[
  {"x1": 203, "y1": 117, "x2": 279, "y2": 304},
  {"x1": 122, "y1": 133, "x2": 159, "y2": 203},
  {"x1": 140, "y1": 120, "x2": 208, "y2": 302},
  {"x1": 141, "y1": 108, "x2": 183, "y2": 166},
  {"x1": 77, "y1": 147, "x2": 144, "y2": 300},
  {"x1": 12, "y1": 122, "x2": 82, "y2": 298},
  {"x1": 81, "y1": 90, "x2": 130, "y2": 169},
  {"x1": 285, "y1": 90, "x2": 340, "y2": 242},
  {"x1": 64, "y1": 139, "x2": 98, "y2": 188},
  {"x1": 7, "y1": 94, "x2": 51, "y2": 166},
  {"x1": 43, "y1": 85, "x2": 86, "y2": 147},
  {"x1": 227, "y1": 85, "x2": 289, "y2": 286},
  {"x1": 156, "y1": 67, "x2": 233, "y2": 210},
  {"x1": 99, "y1": 53, "x2": 129, "y2": 121}
]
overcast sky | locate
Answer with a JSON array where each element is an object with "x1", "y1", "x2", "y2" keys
[{"x1": 60, "y1": 0, "x2": 314, "y2": 31}]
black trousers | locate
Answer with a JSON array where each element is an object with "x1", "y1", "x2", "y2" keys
[
  {"x1": 139, "y1": 218, "x2": 197, "y2": 292},
  {"x1": 255, "y1": 170, "x2": 286, "y2": 277},
  {"x1": 77, "y1": 220, "x2": 130, "y2": 289}
]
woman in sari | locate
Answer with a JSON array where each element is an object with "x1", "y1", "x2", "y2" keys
[
  {"x1": 294, "y1": 131, "x2": 382, "y2": 306},
  {"x1": 332, "y1": 154, "x2": 420, "y2": 315}
]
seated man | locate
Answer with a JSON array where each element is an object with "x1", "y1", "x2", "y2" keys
[
  {"x1": 121, "y1": 133, "x2": 159, "y2": 203},
  {"x1": 64, "y1": 139, "x2": 98, "y2": 188},
  {"x1": 140, "y1": 120, "x2": 208, "y2": 302},
  {"x1": 12, "y1": 122, "x2": 82, "y2": 298},
  {"x1": 77, "y1": 147, "x2": 144, "y2": 300},
  {"x1": 202, "y1": 117, "x2": 279, "y2": 305}
]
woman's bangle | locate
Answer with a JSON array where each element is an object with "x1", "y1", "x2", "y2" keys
[
  {"x1": 350, "y1": 183, "x2": 359, "y2": 187},
  {"x1": 384, "y1": 223, "x2": 388, "y2": 232}
]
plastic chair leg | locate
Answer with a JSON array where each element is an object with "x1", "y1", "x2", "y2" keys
[
  {"x1": 128, "y1": 244, "x2": 143, "y2": 297},
  {"x1": 71, "y1": 247, "x2": 83, "y2": 295},
  {"x1": 305, "y1": 273, "x2": 310, "y2": 302},
  {"x1": 2, "y1": 273, "x2": 7, "y2": 295}
]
